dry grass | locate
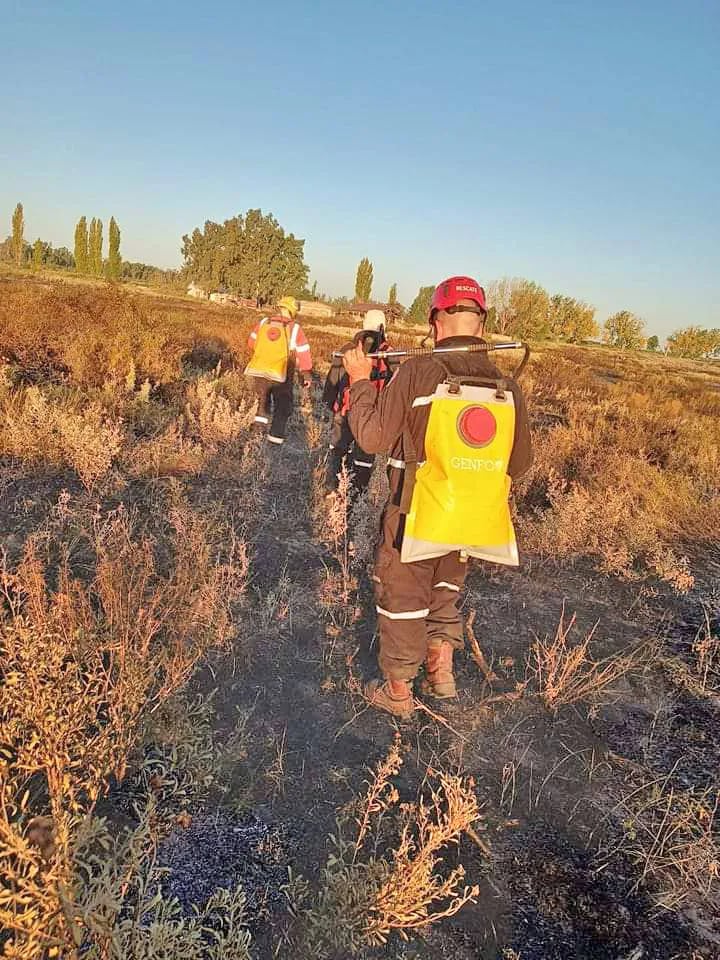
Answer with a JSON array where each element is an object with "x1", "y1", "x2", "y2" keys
[
  {"x1": 1, "y1": 386, "x2": 126, "y2": 489},
  {"x1": 0, "y1": 502, "x2": 248, "y2": 957},
  {"x1": 600, "y1": 773, "x2": 720, "y2": 912},
  {"x1": 517, "y1": 351, "x2": 720, "y2": 587},
  {"x1": 693, "y1": 605, "x2": 720, "y2": 694},
  {"x1": 531, "y1": 610, "x2": 645, "y2": 712},
  {"x1": 1, "y1": 275, "x2": 719, "y2": 955}
]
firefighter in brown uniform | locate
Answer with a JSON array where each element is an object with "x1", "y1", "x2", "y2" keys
[{"x1": 343, "y1": 276, "x2": 533, "y2": 717}]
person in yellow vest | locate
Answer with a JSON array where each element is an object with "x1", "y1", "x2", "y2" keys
[
  {"x1": 342, "y1": 276, "x2": 533, "y2": 717},
  {"x1": 245, "y1": 296, "x2": 313, "y2": 445}
]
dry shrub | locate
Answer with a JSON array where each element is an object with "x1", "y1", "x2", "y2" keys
[
  {"x1": 349, "y1": 457, "x2": 389, "y2": 574},
  {"x1": 0, "y1": 283, "x2": 258, "y2": 388},
  {"x1": 183, "y1": 376, "x2": 255, "y2": 445},
  {"x1": 368, "y1": 773, "x2": 480, "y2": 944},
  {"x1": 286, "y1": 737, "x2": 479, "y2": 955},
  {"x1": 693, "y1": 605, "x2": 720, "y2": 694},
  {"x1": 1, "y1": 386, "x2": 125, "y2": 488},
  {"x1": 316, "y1": 463, "x2": 353, "y2": 603},
  {"x1": 531, "y1": 610, "x2": 644, "y2": 712},
  {"x1": 600, "y1": 774, "x2": 719, "y2": 912},
  {"x1": 0, "y1": 504, "x2": 248, "y2": 957},
  {"x1": 517, "y1": 353, "x2": 720, "y2": 587},
  {"x1": 127, "y1": 420, "x2": 208, "y2": 478}
]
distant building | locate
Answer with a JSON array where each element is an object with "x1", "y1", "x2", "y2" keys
[
  {"x1": 187, "y1": 281, "x2": 208, "y2": 300},
  {"x1": 342, "y1": 301, "x2": 405, "y2": 324},
  {"x1": 343, "y1": 302, "x2": 388, "y2": 319},
  {"x1": 299, "y1": 300, "x2": 334, "y2": 318},
  {"x1": 209, "y1": 292, "x2": 235, "y2": 305}
]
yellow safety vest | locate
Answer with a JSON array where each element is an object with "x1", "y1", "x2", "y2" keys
[
  {"x1": 401, "y1": 381, "x2": 519, "y2": 566},
  {"x1": 245, "y1": 319, "x2": 290, "y2": 383}
]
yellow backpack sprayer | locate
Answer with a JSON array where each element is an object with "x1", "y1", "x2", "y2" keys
[{"x1": 333, "y1": 339, "x2": 530, "y2": 566}]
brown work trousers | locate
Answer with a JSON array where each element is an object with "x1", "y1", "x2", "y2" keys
[{"x1": 373, "y1": 505, "x2": 467, "y2": 681}]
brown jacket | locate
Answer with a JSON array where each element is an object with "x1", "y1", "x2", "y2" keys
[{"x1": 348, "y1": 336, "x2": 533, "y2": 506}]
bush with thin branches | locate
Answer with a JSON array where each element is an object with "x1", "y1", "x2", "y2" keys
[
  {"x1": 0, "y1": 504, "x2": 248, "y2": 958},
  {"x1": 285, "y1": 737, "x2": 480, "y2": 955},
  {"x1": 531, "y1": 611, "x2": 644, "y2": 712}
]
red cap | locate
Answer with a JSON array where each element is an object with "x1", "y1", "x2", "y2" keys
[{"x1": 430, "y1": 276, "x2": 487, "y2": 317}]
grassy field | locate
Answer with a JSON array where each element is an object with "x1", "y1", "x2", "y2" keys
[{"x1": 1, "y1": 271, "x2": 719, "y2": 959}]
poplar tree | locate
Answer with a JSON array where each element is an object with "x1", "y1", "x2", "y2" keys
[
  {"x1": 89, "y1": 218, "x2": 103, "y2": 276},
  {"x1": 74, "y1": 216, "x2": 89, "y2": 274},
  {"x1": 107, "y1": 217, "x2": 121, "y2": 280},
  {"x1": 12, "y1": 203, "x2": 24, "y2": 266},
  {"x1": 388, "y1": 282, "x2": 397, "y2": 305},
  {"x1": 407, "y1": 285, "x2": 434, "y2": 326},
  {"x1": 32, "y1": 238, "x2": 43, "y2": 270},
  {"x1": 354, "y1": 257, "x2": 373, "y2": 302}
]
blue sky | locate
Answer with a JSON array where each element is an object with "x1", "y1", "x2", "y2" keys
[{"x1": 2, "y1": 0, "x2": 718, "y2": 337}]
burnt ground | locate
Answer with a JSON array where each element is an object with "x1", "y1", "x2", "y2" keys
[
  {"x1": 4, "y1": 395, "x2": 718, "y2": 959},
  {"x1": 153, "y1": 402, "x2": 719, "y2": 960}
]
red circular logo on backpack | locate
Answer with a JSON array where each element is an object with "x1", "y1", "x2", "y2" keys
[
  {"x1": 457, "y1": 405, "x2": 496, "y2": 448},
  {"x1": 267, "y1": 327, "x2": 281, "y2": 341}
]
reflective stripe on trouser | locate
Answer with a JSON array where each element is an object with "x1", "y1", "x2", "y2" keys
[
  {"x1": 325, "y1": 413, "x2": 375, "y2": 492},
  {"x1": 253, "y1": 377, "x2": 293, "y2": 440},
  {"x1": 373, "y1": 505, "x2": 467, "y2": 681}
]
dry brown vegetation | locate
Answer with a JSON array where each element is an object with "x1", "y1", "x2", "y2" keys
[
  {"x1": 517, "y1": 348, "x2": 720, "y2": 588},
  {"x1": 1, "y1": 274, "x2": 719, "y2": 958},
  {"x1": 530, "y1": 610, "x2": 648, "y2": 712}
]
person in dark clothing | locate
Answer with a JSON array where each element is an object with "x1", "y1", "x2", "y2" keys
[
  {"x1": 323, "y1": 309, "x2": 397, "y2": 494},
  {"x1": 343, "y1": 276, "x2": 533, "y2": 717}
]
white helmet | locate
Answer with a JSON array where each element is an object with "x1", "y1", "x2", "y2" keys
[{"x1": 363, "y1": 309, "x2": 386, "y2": 332}]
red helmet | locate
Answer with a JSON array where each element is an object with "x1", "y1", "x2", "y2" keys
[{"x1": 430, "y1": 276, "x2": 487, "y2": 318}]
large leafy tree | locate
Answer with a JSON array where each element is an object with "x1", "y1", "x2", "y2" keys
[
  {"x1": 666, "y1": 326, "x2": 720, "y2": 359},
  {"x1": 603, "y1": 310, "x2": 645, "y2": 350},
  {"x1": 407, "y1": 285, "x2": 434, "y2": 326},
  {"x1": 487, "y1": 278, "x2": 517, "y2": 335},
  {"x1": 508, "y1": 280, "x2": 550, "y2": 340},
  {"x1": 354, "y1": 257, "x2": 373, "y2": 302},
  {"x1": 11, "y1": 203, "x2": 24, "y2": 266},
  {"x1": 107, "y1": 217, "x2": 121, "y2": 280},
  {"x1": 74, "y1": 217, "x2": 88, "y2": 274},
  {"x1": 181, "y1": 209, "x2": 309, "y2": 304},
  {"x1": 548, "y1": 294, "x2": 598, "y2": 342}
]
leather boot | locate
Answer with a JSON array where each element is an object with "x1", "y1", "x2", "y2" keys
[
  {"x1": 419, "y1": 642, "x2": 457, "y2": 699},
  {"x1": 364, "y1": 678, "x2": 414, "y2": 718}
]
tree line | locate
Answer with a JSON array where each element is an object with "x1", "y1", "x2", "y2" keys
[
  {"x1": 2, "y1": 202, "x2": 168, "y2": 284},
  {"x1": 5, "y1": 201, "x2": 718, "y2": 359}
]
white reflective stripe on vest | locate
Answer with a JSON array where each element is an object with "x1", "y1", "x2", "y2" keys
[
  {"x1": 387, "y1": 458, "x2": 425, "y2": 470},
  {"x1": 433, "y1": 581, "x2": 461, "y2": 592},
  {"x1": 267, "y1": 435, "x2": 285, "y2": 445},
  {"x1": 376, "y1": 605, "x2": 430, "y2": 620},
  {"x1": 411, "y1": 394, "x2": 435, "y2": 408},
  {"x1": 294, "y1": 342, "x2": 310, "y2": 353},
  {"x1": 289, "y1": 323, "x2": 299, "y2": 350},
  {"x1": 254, "y1": 415, "x2": 269, "y2": 424},
  {"x1": 354, "y1": 459, "x2": 373, "y2": 468}
]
